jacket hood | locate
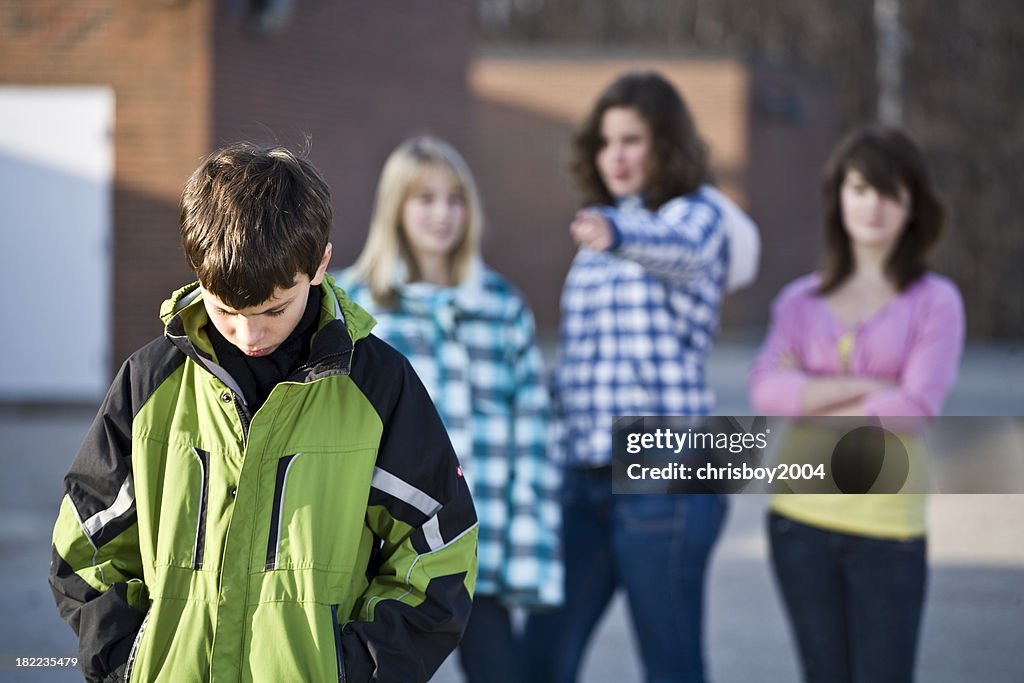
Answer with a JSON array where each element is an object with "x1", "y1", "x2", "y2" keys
[
  {"x1": 159, "y1": 274, "x2": 376, "y2": 347},
  {"x1": 158, "y1": 275, "x2": 376, "y2": 389},
  {"x1": 701, "y1": 185, "x2": 761, "y2": 293}
]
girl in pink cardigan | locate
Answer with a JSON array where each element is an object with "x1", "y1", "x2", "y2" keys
[{"x1": 748, "y1": 126, "x2": 965, "y2": 683}]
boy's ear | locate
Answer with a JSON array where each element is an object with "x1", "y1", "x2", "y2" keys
[{"x1": 311, "y1": 243, "x2": 333, "y2": 286}]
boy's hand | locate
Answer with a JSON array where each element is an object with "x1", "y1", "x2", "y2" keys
[{"x1": 570, "y1": 209, "x2": 614, "y2": 251}]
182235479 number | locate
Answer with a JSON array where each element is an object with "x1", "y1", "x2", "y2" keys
[{"x1": 15, "y1": 657, "x2": 78, "y2": 667}]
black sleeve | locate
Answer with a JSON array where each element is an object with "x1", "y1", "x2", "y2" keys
[
  {"x1": 341, "y1": 336, "x2": 479, "y2": 682},
  {"x1": 49, "y1": 339, "x2": 180, "y2": 681}
]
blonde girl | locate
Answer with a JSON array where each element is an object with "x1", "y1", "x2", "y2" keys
[{"x1": 337, "y1": 136, "x2": 562, "y2": 683}]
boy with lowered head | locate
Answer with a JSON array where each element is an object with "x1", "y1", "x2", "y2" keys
[{"x1": 49, "y1": 143, "x2": 478, "y2": 682}]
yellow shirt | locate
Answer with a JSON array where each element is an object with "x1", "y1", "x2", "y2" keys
[{"x1": 768, "y1": 423, "x2": 927, "y2": 539}]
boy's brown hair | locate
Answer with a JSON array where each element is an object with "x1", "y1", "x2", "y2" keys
[{"x1": 180, "y1": 142, "x2": 332, "y2": 308}]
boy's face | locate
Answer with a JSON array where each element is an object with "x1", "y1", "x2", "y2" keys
[{"x1": 200, "y1": 245, "x2": 331, "y2": 358}]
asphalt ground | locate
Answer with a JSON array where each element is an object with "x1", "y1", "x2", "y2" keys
[{"x1": 1, "y1": 339, "x2": 1021, "y2": 682}]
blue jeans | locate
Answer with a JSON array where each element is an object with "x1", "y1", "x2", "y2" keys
[
  {"x1": 458, "y1": 595, "x2": 518, "y2": 683},
  {"x1": 524, "y1": 467, "x2": 727, "y2": 683},
  {"x1": 768, "y1": 512, "x2": 927, "y2": 683}
]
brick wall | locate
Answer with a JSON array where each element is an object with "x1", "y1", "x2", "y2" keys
[
  {"x1": 0, "y1": 1, "x2": 212, "y2": 366},
  {"x1": 1, "y1": 1, "x2": 477, "y2": 372},
  {"x1": 212, "y1": 1, "x2": 477, "y2": 275}
]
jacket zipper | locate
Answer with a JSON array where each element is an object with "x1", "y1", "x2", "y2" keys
[
  {"x1": 331, "y1": 604, "x2": 345, "y2": 683},
  {"x1": 233, "y1": 396, "x2": 252, "y2": 441},
  {"x1": 122, "y1": 608, "x2": 151, "y2": 683}
]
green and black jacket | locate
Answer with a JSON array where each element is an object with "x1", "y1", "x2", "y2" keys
[{"x1": 50, "y1": 277, "x2": 479, "y2": 682}]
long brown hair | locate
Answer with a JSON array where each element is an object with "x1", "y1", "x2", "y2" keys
[
  {"x1": 819, "y1": 126, "x2": 944, "y2": 294},
  {"x1": 572, "y1": 71, "x2": 710, "y2": 210}
]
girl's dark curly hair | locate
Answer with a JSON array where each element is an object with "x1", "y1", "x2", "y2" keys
[{"x1": 572, "y1": 71, "x2": 710, "y2": 209}]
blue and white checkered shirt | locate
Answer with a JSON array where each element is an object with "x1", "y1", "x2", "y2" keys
[
  {"x1": 336, "y1": 263, "x2": 563, "y2": 607},
  {"x1": 555, "y1": 186, "x2": 729, "y2": 468}
]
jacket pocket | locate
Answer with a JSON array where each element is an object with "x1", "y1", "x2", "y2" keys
[
  {"x1": 615, "y1": 494, "x2": 682, "y2": 532},
  {"x1": 265, "y1": 453, "x2": 301, "y2": 570},
  {"x1": 122, "y1": 607, "x2": 151, "y2": 683},
  {"x1": 263, "y1": 450, "x2": 375, "y2": 572},
  {"x1": 190, "y1": 448, "x2": 210, "y2": 570},
  {"x1": 246, "y1": 600, "x2": 345, "y2": 681}
]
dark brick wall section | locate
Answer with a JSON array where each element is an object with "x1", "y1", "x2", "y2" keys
[
  {"x1": 476, "y1": 0, "x2": 1024, "y2": 337},
  {"x1": 212, "y1": 1, "x2": 477, "y2": 273}
]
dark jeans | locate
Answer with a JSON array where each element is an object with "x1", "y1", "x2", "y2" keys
[
  {"x1": 768, "y1": 512, "x2": 927, "y2": 683},
  {"x1": 458, "y1": 595, "x2": 518, "y2": 683},
  {"x1": 524, "y1": 467, "x2": 727, "y2": 683}
]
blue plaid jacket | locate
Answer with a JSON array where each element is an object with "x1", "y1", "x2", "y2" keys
[
  {"x1": 337, "y1": 264, "x2": 563, "y2": 607},
  {"x1": 556, "y1": 186, "x2": 729, "y2": 467}
]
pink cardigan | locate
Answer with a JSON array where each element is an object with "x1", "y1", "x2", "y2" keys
[{"x1": 749, "y1": 273, "x2": 965, "y2": 419}]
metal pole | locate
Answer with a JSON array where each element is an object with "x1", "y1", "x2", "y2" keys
[{"x1": 875, "y1": 0, "x2": 903, "y2": 126}]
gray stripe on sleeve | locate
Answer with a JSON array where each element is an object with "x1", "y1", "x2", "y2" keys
[
  {"x1": 81, "y1": 476, "x2": 134, "y2": 541},
  {"x1": 371, "y1": 467, "x2": 442, "y2": 517},
  {"x1": 423, "y1": 515, "x2": 445, "y2": 551}
]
